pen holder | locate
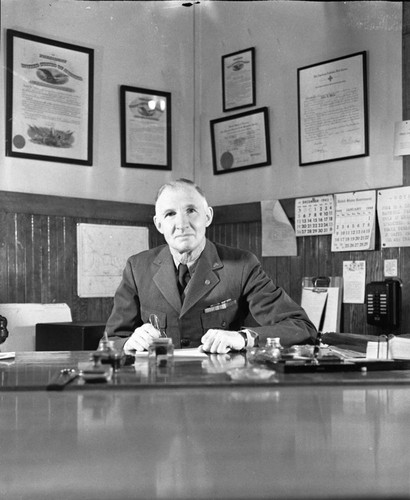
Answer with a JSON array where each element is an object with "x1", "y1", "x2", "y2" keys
[
  {"x1": 148, "y1": 338, "x2": 174, "y2": 368},
  {"x1": 93, "y1": 338, "x2": 124, "y2": 371}
]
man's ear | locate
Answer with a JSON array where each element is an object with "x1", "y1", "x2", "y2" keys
[
  {"x1": 153, "y1": 215, "x2": 164, "y2": 234},
  {"x1": 205, "y1": 206, "x2": 214, "y2": 227}
]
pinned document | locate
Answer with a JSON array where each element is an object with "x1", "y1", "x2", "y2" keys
[
  {"x1": 301, "y1": 277, "x2": 343, "y2": 333},
  {"x1": 261, "y1": 200, "x2": 297, "y2": 257}
]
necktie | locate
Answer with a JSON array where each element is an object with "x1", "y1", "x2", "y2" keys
[{"x1": 178, "y1": 264, "x2": 190, "y2": 295}]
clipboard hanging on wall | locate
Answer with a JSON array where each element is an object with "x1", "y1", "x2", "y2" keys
[{"x1": 301, "y1": 276, "x2": 343, "y2": 333}]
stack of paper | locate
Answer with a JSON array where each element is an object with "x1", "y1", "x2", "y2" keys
[{"x1": 366, "y1": 336, "x2": 410, "y2": 360}]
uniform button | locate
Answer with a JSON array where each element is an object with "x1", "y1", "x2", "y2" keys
[
  {"x1": 181, "y1": 338, "x2": 190, "y2": 347},
  {"x1": 205, "y1": 279, "x2": 211, "y2": 285},
  {"x1": 221, "y1": 320, "x2": 227, "y2": 327},
  {"x1": 213, "y1": 263, "x2": 219, "y2": 268}
]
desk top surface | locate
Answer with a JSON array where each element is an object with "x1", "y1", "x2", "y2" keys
[
  {"x1": 2, "y1": 350, "x2": 410, "y2": 390},
  {"x1": 2, "y1": 351, "x2": 410, "y2": 500}
]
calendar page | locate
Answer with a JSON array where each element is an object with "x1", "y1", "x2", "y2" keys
[
  {"x1": 377, "y1": 186, "x2": 410, "y2": 248},
  {"x1": 295, "y1": 195, "x2": 334, "y2": 236},
  {"x1": 331, "y1": 191, "x2": 376, "y2": 252}
]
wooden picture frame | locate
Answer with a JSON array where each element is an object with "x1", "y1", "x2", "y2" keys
[
  {"x1": 120, "y1": 85, "x2": 171, "y2": 170},
  {"x1": 6, "y1": 29, "x2": 94, "y2": 165},
  {"x1": 222, "y1": 47, "x2": 256, "y2": 112},
  {"x1": 210, "y1": 107, "x2": 271, "y2": 175},
  {"x1": 298, "y1": 51, "x2": 368, "y2": 166}
]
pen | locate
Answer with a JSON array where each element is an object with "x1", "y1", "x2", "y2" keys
[
  {"x1": 149, "y1": 314, "x2": 167, "y2": 338},
  {"x1": 312, "y1": 331, "x2": 322, "y2": 364}
]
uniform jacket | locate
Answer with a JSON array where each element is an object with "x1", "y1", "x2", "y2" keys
[{"x1": 105, "y1": 239, "x2": 317, "y2": 349}]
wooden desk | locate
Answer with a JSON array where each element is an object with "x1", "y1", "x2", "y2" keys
[{"x1": 1, "y1": 352, "x2": 410, "y2": 499}]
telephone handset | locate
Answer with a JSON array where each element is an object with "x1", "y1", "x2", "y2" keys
[{"x1": 365, "y1": 279, "x2": 401, "y2": 328}]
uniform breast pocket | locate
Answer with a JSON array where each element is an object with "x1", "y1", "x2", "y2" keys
[{"x1": 201, "y1": 300, "x2": 238, "y2": 331}]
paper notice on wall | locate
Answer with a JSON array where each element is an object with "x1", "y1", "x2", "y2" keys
[
  {"x1": 343, "y1": 260, "x2": 366, "y2": 304},
  {"x1": 377, "y1": 187, "x2": 410, "y2": 248},
  {"x1": 261, "y1": 200, "x2": 297, "y2": 256},
  {"x1": 394, "y1": 121, "x2": 410, "y2": 156},
  {"x1": 331, "y1": 191, "x2": 376, "y2": 252},
  {"x1": 295, "y1": 194, "x2": 334, "y2": 236}
]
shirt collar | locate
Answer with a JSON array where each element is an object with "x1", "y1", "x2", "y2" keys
[{"x1": 170, "y1": 238, "x2": 206, "y2": 270}]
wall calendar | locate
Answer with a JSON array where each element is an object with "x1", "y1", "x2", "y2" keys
[
  {"x1": 295, "y1": 195, "x2": 334, "y2": 237},
  {"x1": 331, "y1": 191, "x2": 376, "y2": 252}
]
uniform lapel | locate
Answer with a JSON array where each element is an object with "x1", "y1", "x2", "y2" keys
[
  {"x1": 181, "y1": 240, "x2": 223, "y2": 316},
  {"x1": 153, "y1": 247, "x2": 182, "y2": 313}
]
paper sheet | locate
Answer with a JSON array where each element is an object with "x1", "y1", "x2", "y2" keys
[
  {"x1": 394, "y1": 120, "x2": 410, "y2": 156},
  {"x1": 135, "y1": 347, "x2": 208, "y2": 359},
  {"x1": 343, "y1": 261, "x2": 366, "y2": 304},
  {"x1": 0, "y1": 352, "x2": 15, "y2": 360},
  {"x1": 301, "y1": 288, "x2": 328, "y2": 330},
  {"x1": 261, "y1": 200, "x2": 297, "y2": 257}
]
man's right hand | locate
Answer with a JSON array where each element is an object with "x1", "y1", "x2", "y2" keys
[{"x1": 123, "y1": 323, "x2": 161, "y2": 353}]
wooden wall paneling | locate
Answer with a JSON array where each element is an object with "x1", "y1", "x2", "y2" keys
[
  {"x1": 261, "y1": 256, "x2": 277, "y2": 286},
  {"x1": 239, "y1": 221, "x2": 260, "y2": 257},
  {"x1": 5, "y1": 213, "x2": 18, "y2": 303},
  {"x1": 29, "y1": 215, "x2": 40, "y2": 303},
  {"x1": 317, "y1": 234, "x2": 332, "y2": 277},
  {"x1": 289, "y1": 236, "x2": 305, "y2": 304},
  {"x1": 19, "y1": 214, "x2": 32, "y2": 303},
  {"x1": 0, "y1": 211, "x2": 8, "y2": 303},
  {"x1": 303, "y1": 235, "x2": 319, "y2": 279},
  {"x1": 400, "y1": 246, "x2": 410, "y2": 334},
  {"x1": 275, "y1": 256, "x2": 291, "y2": 295},
  {"x1": 365, "y1": 249, "x2": 383, "y2": 282},
  {"x1": 48, "y1": 216, "x2": 60, "y2": 302}
]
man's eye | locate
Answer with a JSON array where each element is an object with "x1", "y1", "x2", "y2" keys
[
  {"x1": 165, "y1": 211, "x2": 175, "y2": 217},
  {"x1": 187, "y1": 208, "x2": 197, "y2": 214}
]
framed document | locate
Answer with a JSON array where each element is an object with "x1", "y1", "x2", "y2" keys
[
  {"x1": 210, "y1": 107, "x2": 271, "y2": 175},
  {"x1": 6, "y1": 30, "x2": 94, "y2": 165},
  {"x1": 120, "y1": 86, "x2": 171, "y2": 170},
  {"x1": 298, "y1": 51, "x2": 368, "y2": 166},
  {"x1": 222, "y1": 47, "x2": 255, "y2": 112}
]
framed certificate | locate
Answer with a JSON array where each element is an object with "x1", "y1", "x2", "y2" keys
[
  {"x1": 298, "y1": 51, "x2": 368, "y2": 166},
  {"x1": 6, "y1": 30, "x2": 94, "y2": 165},
  {"x1": 210, "y1": 107, "x2": 271, "y2": 175},
  {"x1": 120, "y1": 86, "x2": 171, "y2": 170},
  {"x1": 222, "y1": 47, "x2": 255, "y2": 112}
]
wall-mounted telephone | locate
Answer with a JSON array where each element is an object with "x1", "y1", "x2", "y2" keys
[{"x1": 365, "y1": 279, "x2": 402, "y2": 328}]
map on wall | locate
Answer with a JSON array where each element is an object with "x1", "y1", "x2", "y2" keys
[{"x1": 77, "y1": 223, "x2": 149, "y2": 298}]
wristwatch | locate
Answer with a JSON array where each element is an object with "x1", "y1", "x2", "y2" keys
[{"x1": 238, "y1": 328, "x2": 259, "y2": 348}]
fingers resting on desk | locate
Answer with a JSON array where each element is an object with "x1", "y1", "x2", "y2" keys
[{"x1": 201, "y1": 329, "x2": 246, "y2": 354}]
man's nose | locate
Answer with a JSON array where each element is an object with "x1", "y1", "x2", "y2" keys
[{"x1": 175, "y1": 212, "x2": 189, "y2": 228}]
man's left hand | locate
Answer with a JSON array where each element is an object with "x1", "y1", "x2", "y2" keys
[{"x1": 201, "y1": 329, "x2": 245, "y2": 353}]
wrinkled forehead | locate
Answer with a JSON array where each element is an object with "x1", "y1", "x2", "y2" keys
[{"x1": 155, "y1": 185, "x2": 208, "y2": 214}]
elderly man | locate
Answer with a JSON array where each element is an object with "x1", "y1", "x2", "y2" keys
[{"x1": 105, "y1": 178, "x2": 316, "y2": 353}]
